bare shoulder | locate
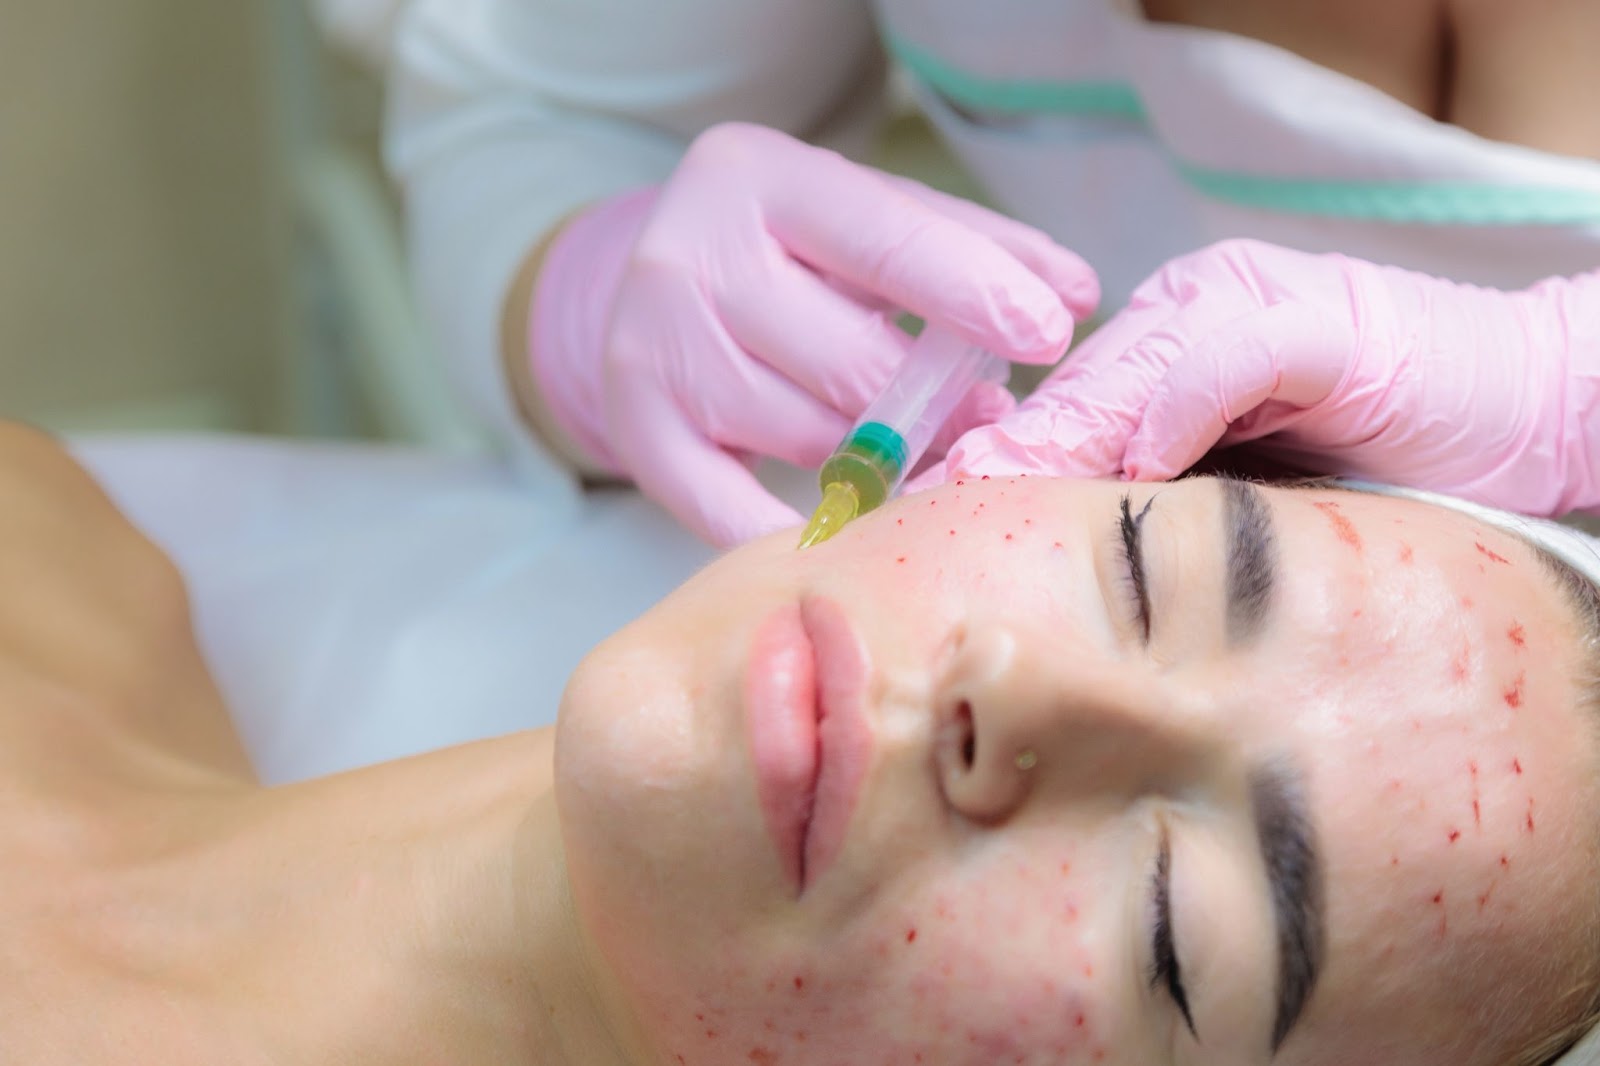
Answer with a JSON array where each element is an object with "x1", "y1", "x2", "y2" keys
[
  {"x1": 1448, "y1": 0, "x2": 1600, "y2": 158},
  {"x1": 0, "y1": 420, "x2": 254, "y2": 781}
]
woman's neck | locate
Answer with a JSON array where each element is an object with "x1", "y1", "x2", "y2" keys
[{"x1": 165, "y1": 730, "x2": 637, "y2": 1066}]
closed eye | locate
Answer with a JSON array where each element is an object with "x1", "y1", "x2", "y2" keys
[
  {"x1": 1117, "y1": 494, "x2": 1156, "y2": 641},
  {"x1": 1151, "y1": 827, "x2": 1199, "y2": 1039}
]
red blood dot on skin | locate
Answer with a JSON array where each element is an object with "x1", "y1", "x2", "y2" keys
[
  {"x1": 906, "y1": 928, "x2": 918, "y2": 944},
  {"x1": 1399, "y1": 543, "x2": 1415, "y2": 565},
  {"x1": 1024, "y1": 519, "x2": 1033, "y2": 525},
  {"x1": 1074, "y1": 1014, "x2": 1086, "y2": 1029},
  {"x1": 896, "y1": 518, "x2": 903, "y2": 526},
  {"x1": 896, "y1": 557, "x2": 907, "y2": 564},
  {"x1": 1475, "y1": 541, "x2": 1512, "y2": 565},
  {"x1": 1501, "y1": 855, "x2": 1511, "y2": 869},
  {"x1": 1503, "y1": 672, "x2": 1527, "y2": 709},
  {"x1": 1478, "y1": 888, "x2": 1493, "y2": 911},
  {"x1": 706, "y1": 1030, "x2": 719, "y2": 1039},
  {"x1": 1526, "y1": 798, "x2": 1537, "y2": 833},
  {"x1": 1448, "y1": 829, "x2": 1461, "y2": 843},
  {"x1": 930, "y1": 500, "x2": 937, "y2": 507},
  {"x1": 1053, "y1": 541, "x2": 1064, "y2": 550},
  {"x1": 1432, "y1": 890, "x2": 1444, "y2": 905},
  {"x1": 1005, "y1": 533, "x2": 1014, "y2": 541},
  {"x1": 1514, "y1": 758, "x2": 1524, "y2": 775},
  {"x1": 949, "y1": 530, "x2": 956, "y2": 536},
  {"x1": 1473, "y1": 800, "x2": 1481, "y2": 828},
  {"x1": 1508, "y1": 622, "x2": 1527, "y2": 648},
  {"x1": 1390, "y1": 854, "x2": 1400, "y2": 866},
  {"x1": 956, "y1": 480, "x2": 965, "y2": 486},
  {"x1": 793, "y1": 977, "x2": 804, "y2": 991},
  {"x1": 1313, "y1": 501, "x2": 1364, "y2": 552},
  {"x1": 981, "y1": 475, "x2": 991, "y2": 480}
]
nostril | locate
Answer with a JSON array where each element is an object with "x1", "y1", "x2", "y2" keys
[{"x1": 954, "y1": 700, "x2": 975, "y2": 770}]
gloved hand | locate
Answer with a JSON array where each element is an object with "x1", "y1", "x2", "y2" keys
[
  {"x1": 529, "y1": 122, "x2": 1100, "y2": 546},
  {"x1": 932, "y1": 239, "x2": 1600, "y2": 517}
]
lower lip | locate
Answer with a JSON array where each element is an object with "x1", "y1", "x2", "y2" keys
[{"x1": 745, "y1": 598, "x2": 871, "y2": 895}]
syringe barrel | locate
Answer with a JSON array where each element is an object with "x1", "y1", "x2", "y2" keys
[{"x1": 856, "y1": 329, "x2": 1010, "y2": 473}]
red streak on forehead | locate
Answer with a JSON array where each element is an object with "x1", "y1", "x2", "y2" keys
[
  {"x1": 1503, "y1": 672, "x2": 1527, "y2": 710},
  {"x1": 1313, "y1": 501, "x2": 1364, "y2": 552},
  {"x1": 1475, "y1": 541, "x2": 1512, "y2": 566}
]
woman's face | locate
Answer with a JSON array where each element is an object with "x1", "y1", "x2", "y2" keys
[{"x1": 555, "y1": 476, "x2": 1600, "y2": 1066}]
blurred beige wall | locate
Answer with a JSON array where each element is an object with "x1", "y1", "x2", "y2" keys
[{"x1": 0, "y1": 0, "x2": 290, "y2": 433}]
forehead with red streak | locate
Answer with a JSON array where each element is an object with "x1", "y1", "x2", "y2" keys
[{"x1": 1253, "y1": 491, "x2": 1600, "y2": 1061}]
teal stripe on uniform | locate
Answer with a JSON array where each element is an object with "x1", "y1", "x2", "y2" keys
[
  {"x1": 886, "y1": 31, "x2": 1146, "y2": 119},
  {"x1": 1176, "y1": 165, "x2": 1600, "y2": 224},
  {"x1": 885, "y1": 31, "x2": 1600, "y2": 226}
]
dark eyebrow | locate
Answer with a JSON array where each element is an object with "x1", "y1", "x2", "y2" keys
[
  {"x1": 1220, "y1": 479, "x2": 1277, "y2": 644},
  {"x1": 1252, "y1": 761, "x2": 1326, "y2": 1053}
]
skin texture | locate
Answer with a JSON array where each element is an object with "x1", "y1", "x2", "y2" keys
[
  {"x1": 558, "y1": 473, "x2": 1600, "y2": 1066},
  {"x1": 4, "y1": 423, "x2": 1598, "y2": 1064},
  {"x1": 1140, "y1": 0, "x2": 1600, "y2": 159}
]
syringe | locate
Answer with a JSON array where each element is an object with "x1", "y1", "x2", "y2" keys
[{"x1": 798, "y1": 328, "x2": 1010, "y2": 549}]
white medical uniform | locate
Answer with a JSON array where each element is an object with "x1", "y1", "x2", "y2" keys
[
  {"x1": 387, "y1": 0, "x2": 1600, "y2": 470},
  {"x1": 73, "y1": 437, "x2": 723, "y2": 785}
]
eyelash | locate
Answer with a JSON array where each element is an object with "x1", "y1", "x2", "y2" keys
[
  {"x1": 1116, "y1": 494, "x2": 1154, "y2": 640},
  {"x1": 1150, "y1": 829, "x2": 1198, "y2": 1037}
]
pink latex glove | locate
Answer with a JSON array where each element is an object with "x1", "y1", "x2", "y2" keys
[
  {"x1": 932, "y1": 239, "x2": 1600, "y2": 517},
  {"x1": 530, "y1": 122, "x2": 1100, "y2": 546}
]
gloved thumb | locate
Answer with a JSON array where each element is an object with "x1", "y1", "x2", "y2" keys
[{"x1": 923, "y1": 381, "x2": 1017, "y2": 469}]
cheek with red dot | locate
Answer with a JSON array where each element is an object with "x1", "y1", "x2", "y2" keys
[{"x1": 656, "y1": 849, "x2": 1121, "y2": 1066}]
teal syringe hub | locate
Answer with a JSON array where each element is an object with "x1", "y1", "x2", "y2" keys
[{"x1": 818, "y1": 421, "x2": 909, "y2": 514}]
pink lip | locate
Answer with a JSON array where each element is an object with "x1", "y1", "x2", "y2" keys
[{"x1": 745, "y1": 596, "x2": 872, "y2": 895}]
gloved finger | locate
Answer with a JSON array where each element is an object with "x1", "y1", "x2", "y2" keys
[
  {"x1": 1026, "y1": 269, "x2": 1263, "y2": 398},
  {"x1": 901, "y1": 459, "x2": 949, "y2": 496},
  {"x1": 820, "y1": 273, "x2": 900, "y2": 315},
  {"x1": 610, "y1": 295, "x2": 856, "y2": 471},
  {"x1": 687, "y1": 364, "x2": 855, "y2": 472},
  {"x1": 1122, "y1": 304, "x2": 1354, "y2": 481},
  {"x1": 941, "y1": 312, "x2": 1221, "y2": 481},
  {"x1": 766, "y1": 167, "x2": 1075, "y2": 364},
  {"x1": 613, "y1": 389, "x2": 807, "y2": 547},
  {"x1": 719, "y1": 255, "x2": 913, "y2": 416},
  {"x1": 926, "y1": 380, "x2": 1017, "y2": 463},
  {"x1": 885, "y1": 175, "x2": 1101, "y2": 322}
]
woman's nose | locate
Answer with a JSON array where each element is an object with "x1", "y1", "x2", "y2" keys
[{"x1": 932, "y1": 623, "x2": 1218, "y2": 824}]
